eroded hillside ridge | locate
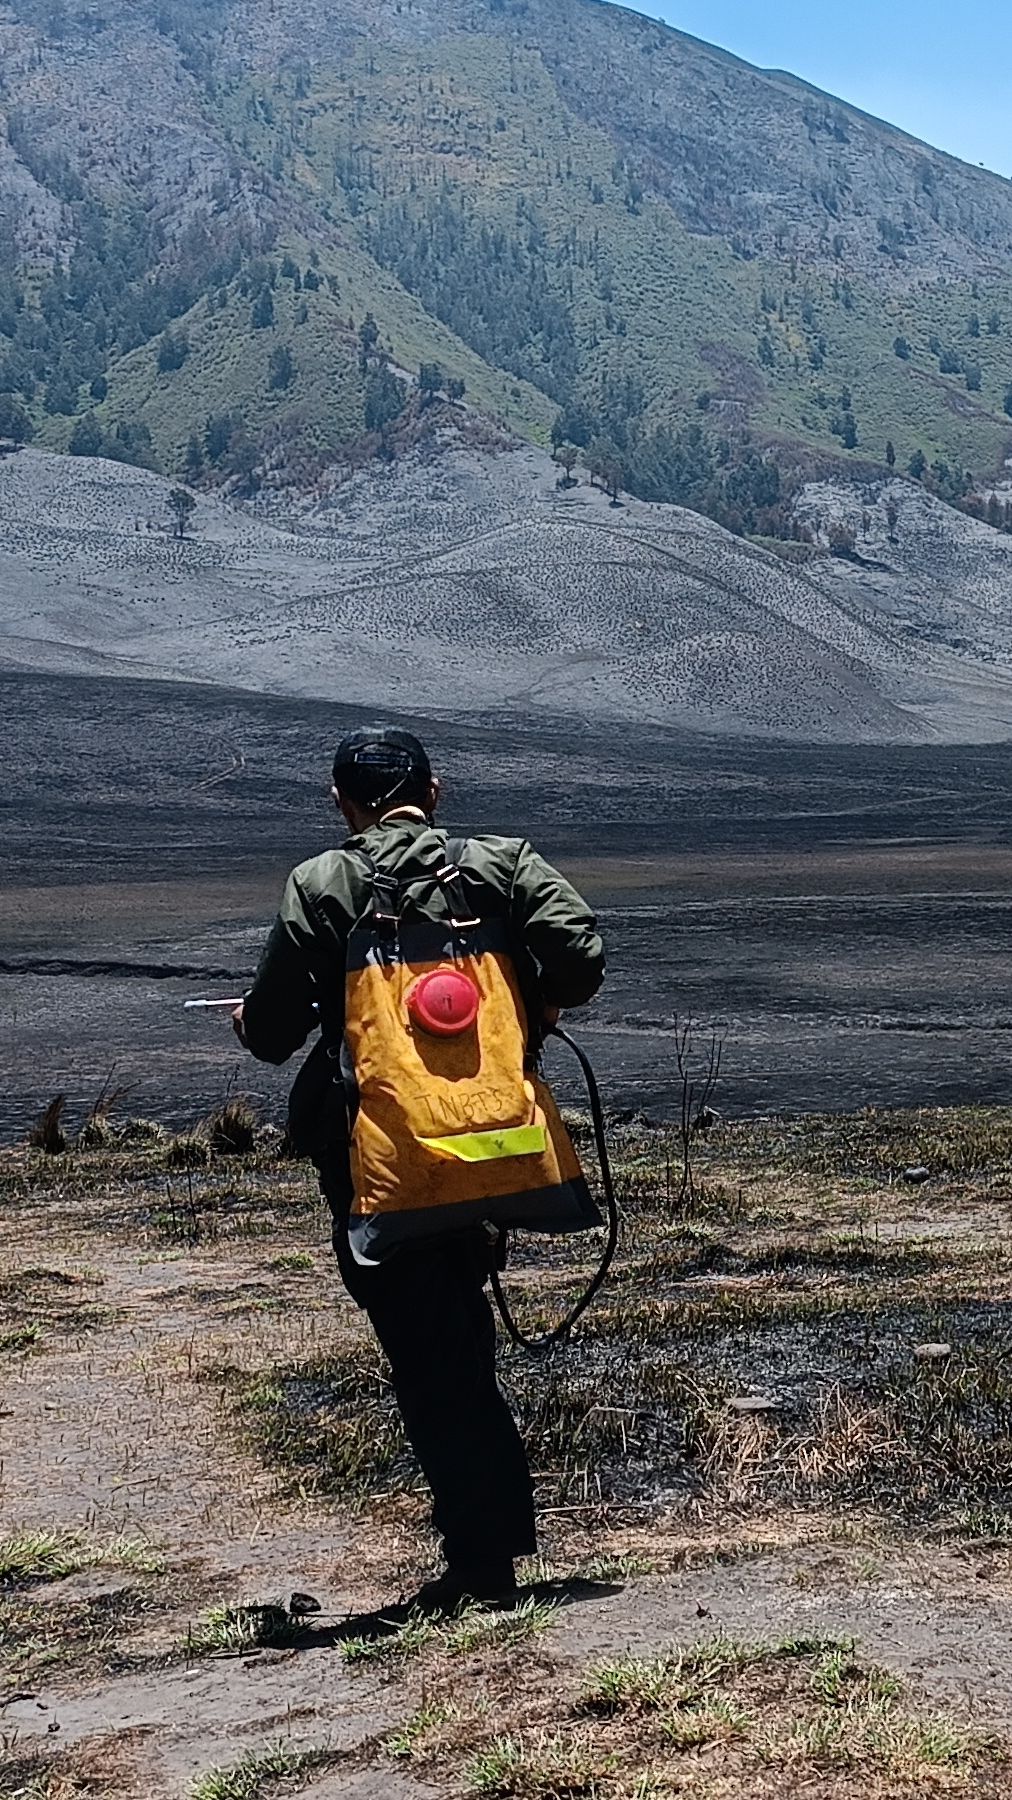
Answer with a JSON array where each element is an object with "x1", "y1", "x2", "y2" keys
[
  {"x1": 5, "y1": 445, "x2": 1012, "y2": 743},
  {"x1": 260, "y1": 0, "x2": 1012, "y2": 278},
  {"x1": 2, "y1": 0, "x2": 1012, "y2": 506}
]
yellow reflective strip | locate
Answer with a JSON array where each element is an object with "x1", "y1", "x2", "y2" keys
[{"x1": 420, "y1": 1124, "x2": 547, "y2": 1163}]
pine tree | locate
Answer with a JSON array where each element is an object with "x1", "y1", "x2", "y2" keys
[
  {"x1": 251, "y1": 284, "x2": 275, "y2": 330},
  {"x1": 68, "y1": 413, "x2": 104, "y2": 457},
  {"x1": 167, "y1": 487, "x2": 196, "y2": 539},
  {"x1": 268, "y1": 344, "x2": 295, "y2": 390},
  {"x1": 358, "y1": 312, "x2": 380, "y2": 365},
  {"x1": 0, "y1": 393, "x2": 32, "y2": 445},
  {"x1": 418, "y1": 362, "x2": 445, "y2": 403}
]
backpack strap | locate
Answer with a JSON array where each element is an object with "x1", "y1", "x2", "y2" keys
[
  {"x1": 433, "y1": 835, "x2": 480, "y2": 930},
  {"x1": 346, "y1": 830, "x2": 484, "y2": 942},
  {"x1": 353, "y1": 846, "x2": 402, "y2": 931}
]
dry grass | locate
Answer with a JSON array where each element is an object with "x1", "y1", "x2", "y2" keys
[
  {"x1": 206, "y1": 1098, "x2": 258, "y2": 1156},
  {"x1": 0, "y1": 1532, "x2": 169, "y2": 1693},
  {"x1": 0, "y1": 1731, "x2": 148, "y2": 1799},
  {"x1": 722, "y1": 1103, "x2": 1012, "y2": 1184},
  {"x1": 0, "y1": 1585, "x2": 166, "y2": 1692},
  {"x1": 28, "y1": 1095, "x2": 67, "y2": 1155},
  {"x1": 201, "y1": 1100, "x2": 1012, "y2": 1539},
  {"x1": 221, "y1": 1266, "x2": 1012, "y2": 1526},
  {"x1": 0, "y1": 1264, "x2": 112, "y2": 1344},
  {"x1": 187, "y1": 1743, "x2": 340, "y2": 1800},
  {"x1": 164, "y1": 1131, "x2": 213, "y2": 1170},
  {"x1": 388, "y1": 1634, "x2": 1004, "y2": 1798}
]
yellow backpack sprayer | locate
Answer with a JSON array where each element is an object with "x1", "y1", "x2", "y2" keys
[{"x1": 188, "y1": 835, "x2": 618, "y2": 1348}]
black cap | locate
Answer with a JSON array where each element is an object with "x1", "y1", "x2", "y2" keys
[{"x1": 332, "y1": 725, "x2": 432, "y2": 809}]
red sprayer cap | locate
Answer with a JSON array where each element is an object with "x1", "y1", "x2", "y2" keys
[{"x1": 407, "y1": 970, "x2": 480, "y2": 1038}]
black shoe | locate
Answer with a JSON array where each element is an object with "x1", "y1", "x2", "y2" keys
[{"x1": 404, "y1": 1562, "x2": 518, "y2": 1616}]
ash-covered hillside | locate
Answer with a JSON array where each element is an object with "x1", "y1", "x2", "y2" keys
[{"x1": 4, "y1": 446, "x2": 1012, "y2": 744}]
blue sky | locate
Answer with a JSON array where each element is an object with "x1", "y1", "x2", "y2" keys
[{"x1": 612, "y1": 2, "x2": 1011, "y2": 176}]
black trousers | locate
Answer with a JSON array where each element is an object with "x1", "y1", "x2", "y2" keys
[{"x1": 322, "y1": 1172, "x2": 536, "y2": 1569}]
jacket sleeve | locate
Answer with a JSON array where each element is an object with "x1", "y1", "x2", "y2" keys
[
  {"x1": 242, "y1": 872, "x2": 322, "y2": 1066},
  {"x1": 508, "y1": 843, "x2": 605, "y2": 1008}
]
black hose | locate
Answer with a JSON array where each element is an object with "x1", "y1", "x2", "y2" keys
[{"x1": 491, "y1": 1026, "x2": 620, "y2": 1351}]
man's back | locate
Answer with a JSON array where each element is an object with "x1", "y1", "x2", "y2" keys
[{"x1": 242, "y1": 814, "x2": 604, "y2": 1067}]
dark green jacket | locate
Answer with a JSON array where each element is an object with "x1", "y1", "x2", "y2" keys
[{"x1": 242, "y1": 815, "x2": 605, "y2": 1068}]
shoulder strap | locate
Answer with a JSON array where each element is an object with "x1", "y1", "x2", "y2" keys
[
  {"x1": 347, "y1": 832, "x2": 479, "y2": 934},
  {"x1": 434, "y1": 835, "x2": 480, "y2": 929},
  {"x1": 351, "y1": 845, "x2": 401, "y2": 929}
]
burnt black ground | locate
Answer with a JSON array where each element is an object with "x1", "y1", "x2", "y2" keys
[{"x1": 4, "y1": 670, "x2": 1012, "y2": 1140}]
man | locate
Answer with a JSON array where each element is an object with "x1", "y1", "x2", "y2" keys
[{"x1": 235, "y1": 725, "x2": 605, "y2": 1612}]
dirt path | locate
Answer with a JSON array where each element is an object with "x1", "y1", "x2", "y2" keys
[
  {"x1": 4, "y1": 1155, "x2": 1012, "y2": 1797},
  {"x1": 0, "y1": 1204, "x2": 417, "y2": 1792}
]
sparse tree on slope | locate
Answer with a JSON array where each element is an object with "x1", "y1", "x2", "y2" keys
[
  {"x1": 0, "y1": 393, "x2": 32, "y2": 446},
  {"x1": 167, "y1": 487, "x2": 196, "y2": 539},
  {"x1": 184, "y1": 433, "x2": 204, "y2": 479},
  {"x1": 886, "y1": 440, "x2": 896, "y2": 468},
  {"x1": 68, "y1": 414, "x2": 104, "y2": 457},
  {"x1": 604, "y1": 454, "x2": 625, "y2": 503},
  {"x1": 251, "y1": 284, "x2": 275, "y2": 330},
  {"x1": 557, "y1": 443, "x2": 578, "y2": 485},
  {"x1": 418, "y1": 361, "x2": 445, "y2": 404},
  {"x1": 157, "y1": 328, "x2": 189, "y2": 372},
  {"x1": 358, "y1": 311, "x2": 380, "y2": 366},
  {"x1": 365, "y1": 366, "x2": 405, "y2": 433},
  {"x1": 585, "y1": 435, "x2": 624, "y2": 498},
  {"x1": 268, "y1": 344, "x2": 295, "y2": 390},
  {"x1": 204, "y1": 412, "x2": 236, "y2": 464}
]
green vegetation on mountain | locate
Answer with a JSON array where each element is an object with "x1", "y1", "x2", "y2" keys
[{"x1": 1, "y1": 0, "x2": 1011, "y2": 528}]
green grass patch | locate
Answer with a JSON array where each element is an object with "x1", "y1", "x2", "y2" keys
[
  {"x1": 342, "y1": 1595, "x2": 559, "y2": 1668},
  {"x1": 0, "y1": 1323, "x2": 41, "y2": 1353},
  {"x1": 0, "y1": 1530, "x2": 164, "y2": 1588},
  {"x1": 184, "y1": 1602, "x2": 302, "y2": 1658},
  {"x1": 189, "y1": 1744, "x2": 339, "y2": 1800}
]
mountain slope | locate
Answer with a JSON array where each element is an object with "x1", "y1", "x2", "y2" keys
[
  {"x1": 1, "y1": 0, "x2": 1012, "y2": 502},
  {"x1": 5, "y1": 444, "x2": 1012, "y2": 743}
]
